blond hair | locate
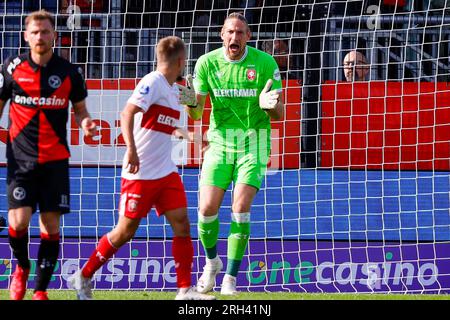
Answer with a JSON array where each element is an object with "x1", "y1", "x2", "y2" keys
[
  {"x1": 156, "y1": 36, "x2": 186, "y2": 63},
  {"x1": 25, "y1": 10, "x2": 55, "y2": 29}
]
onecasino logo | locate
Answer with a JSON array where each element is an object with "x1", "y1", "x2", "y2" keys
[
  {"x1": 14, "y1": 95, "x2": 66, "y2": 107},
  {"x1": 246, "y1": 257, "x2": 439, "y2": 289}
]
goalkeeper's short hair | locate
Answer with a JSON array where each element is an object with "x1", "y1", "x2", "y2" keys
[{"x1": 223, "y1": 12, "x2": 249, "y2": 30}]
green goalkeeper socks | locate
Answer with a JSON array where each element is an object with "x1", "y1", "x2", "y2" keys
[
  {"x1": 198, "y1": 213, "x2": 219, "y2": 259},
  {"x1": 198, "y1": 211, "x2": 251, "y2": 277},
  {"x1": 226, "y1": 212, "x2": 250, "y2": 277}
]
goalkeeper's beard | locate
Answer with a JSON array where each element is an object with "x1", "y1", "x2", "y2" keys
[{"x1": 226, "y1": 44, "x2": 244, "y2": 60}]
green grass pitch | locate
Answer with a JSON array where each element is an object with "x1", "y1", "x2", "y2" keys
[{"x1": 0, "y1": 290, "x2": 449, "y2": 300}]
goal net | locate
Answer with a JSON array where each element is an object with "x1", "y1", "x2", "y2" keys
[{"x1": 0, "y1": 0, "x2": 449, "y2": 294}]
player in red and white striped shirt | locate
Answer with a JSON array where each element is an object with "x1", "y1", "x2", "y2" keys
[{"x1": 68, "y1": 36, "x2": 215, "y2": 300}]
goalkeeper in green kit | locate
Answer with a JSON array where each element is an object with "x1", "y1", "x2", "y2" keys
[{"x1": 178, "y1": 12, "x2": 284, "y2": 295}]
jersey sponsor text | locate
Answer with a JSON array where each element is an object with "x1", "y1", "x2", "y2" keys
[
  {"x1": 14, "y1": 94, "x2": 66, "y2": 107},
  {"x1": 157, "y1": 114, "x2": 178, "y2": 127},
  {"x1": 213, "y1": 88, "x2": 257, "y2": 97}
]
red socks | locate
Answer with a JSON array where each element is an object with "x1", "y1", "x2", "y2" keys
[
  {"x1": 8, "y1": 226, "x2": 28, "y2": 239},
  {"x1": 82, "y1": 234, "x2": 118, "y2": 278},
  {"x1": 172, "y1": 236, "x2": 193, "y2": 288}
]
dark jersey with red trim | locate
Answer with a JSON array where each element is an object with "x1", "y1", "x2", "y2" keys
[{"x1": 0, "y1": 52, "x2": 87, "y2": 164}]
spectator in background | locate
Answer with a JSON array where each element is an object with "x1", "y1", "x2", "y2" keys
[
  {"x1": 261, "y1": 39, "x2": 299, "y2": 80},
  {"x1": 343, "y1": 50, "x2": 369, "y2": 81}
]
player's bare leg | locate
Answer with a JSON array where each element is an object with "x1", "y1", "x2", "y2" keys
[
  {"x1": 165, "y1": 208, "x2": 215, "y2": 300},
  {"x1": 68, "y1": 215, "x2": 140, "y2": 300},
  {"x1": 221, "y1": 183, "x2": 256, "y2": 295},
  {"x1": 197, "y1": 185, "x2": 225, "y2": 293},
  {"x1": 8, "y1": 207, "x2": 32, "y2": 300}
]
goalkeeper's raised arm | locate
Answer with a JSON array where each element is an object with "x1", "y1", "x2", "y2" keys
[{"x1": 185, "y1": 12, "x2": 284, "y2": 296}]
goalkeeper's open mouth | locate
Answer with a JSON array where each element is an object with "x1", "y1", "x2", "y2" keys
[{"x1": 229, "y1": 43, "x2": 240, "y2": 53}]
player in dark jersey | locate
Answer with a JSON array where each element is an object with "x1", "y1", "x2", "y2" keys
[{"x1": 0, "y1": 10, "x2": 97, "y2": 300}]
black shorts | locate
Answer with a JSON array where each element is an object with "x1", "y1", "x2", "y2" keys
[{"x1": 7, "y1": 158, "x2": 70, "y2": 214}]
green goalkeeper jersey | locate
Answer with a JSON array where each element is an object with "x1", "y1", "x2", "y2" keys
[{"x1": 193, "y1": 45, "x2": 282, "y2": 152}]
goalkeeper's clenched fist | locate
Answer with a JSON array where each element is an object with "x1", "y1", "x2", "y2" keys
[{"x1": 177, "y1": 74, "x2": 197, "y2": 107}]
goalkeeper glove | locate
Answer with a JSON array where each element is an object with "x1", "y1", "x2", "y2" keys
[
  {"x1": 259, "y1": 79, "x2": 280, "y2": 110},
  {"x1": 178, "y1": 74, "x2": 197, "y2": 107}
]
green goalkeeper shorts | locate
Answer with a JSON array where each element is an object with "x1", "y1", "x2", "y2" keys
[{"x1": 200, "y1": 144, "x2": 269, "y2": 190}]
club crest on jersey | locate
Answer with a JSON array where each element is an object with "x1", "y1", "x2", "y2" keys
[
  {"x1": 247, "y1": 68, "x2": 256, "y2": 81},
  {"x1": 48, "y1": 75, "x2": 62, "y2": 89},
  {"x1": 128, "y1": 199, "x2": 138, "y2": 212}
]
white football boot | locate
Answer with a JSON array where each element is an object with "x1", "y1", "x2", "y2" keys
[
  {"x1": 220, "y1": 274, "x2": 238, "y2": 295},
  {"x1": 197, "y1": 256, "x2": 223, "y2": 293},
  {"x1": 175, "y1": 286, "x2": 216, "y2": 300},
  {"x1": 67, "y1": 269, "x2": 93, "y2": 300}
]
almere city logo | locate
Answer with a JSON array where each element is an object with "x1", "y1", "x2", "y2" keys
[{"x1": 0, "y1": 249, "x2": 439, "y2": 289}]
